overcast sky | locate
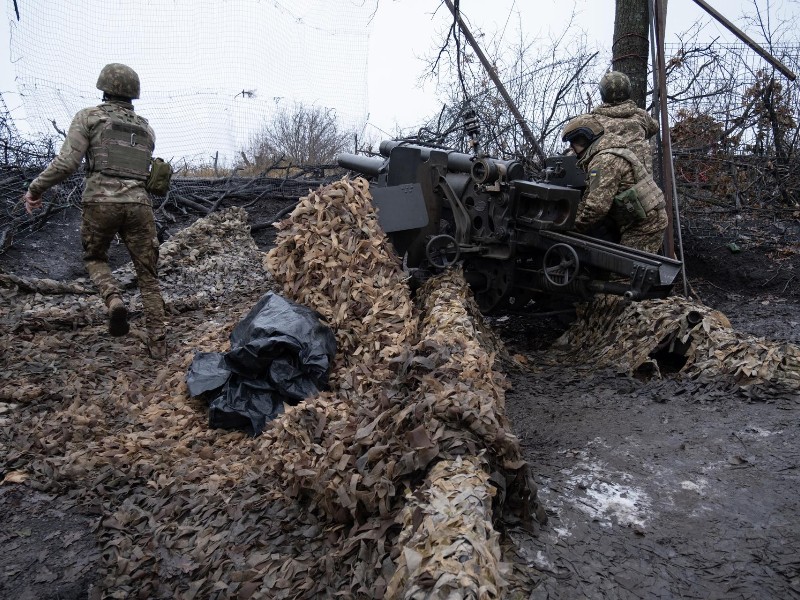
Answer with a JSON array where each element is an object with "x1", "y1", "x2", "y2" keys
[
  {"x1": 1, "y1": 0, "x2": 795, "y2": 142},
  {"x1": 363, "y1": 0, "x2": 798, "y2": 137}
]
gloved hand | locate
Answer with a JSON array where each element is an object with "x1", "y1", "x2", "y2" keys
[{"x1": 24, "y1": 191, "x2": 42, "y2": 214}]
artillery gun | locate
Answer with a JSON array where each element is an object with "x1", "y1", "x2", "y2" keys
[{"x1": 337, "y1": 140, "x2": 682, "y2": 313}]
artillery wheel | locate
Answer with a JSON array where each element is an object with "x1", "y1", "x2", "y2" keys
[
  {"x1": 543, "y1": 243, "x2": 580, "y2": 287},
  {"x1": 425, "y1": 235, "x2": 461, "y2": 270}
]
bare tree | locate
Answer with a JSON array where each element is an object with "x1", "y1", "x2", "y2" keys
[
  {"x1": 663, "y1": 4, "x2": 800, "y2": 215},
  {"x1": 245, "y1": 102, "x2": 354, "y2": 167},
  {"x1": 416, "y1": 5, "x2": 602, "y2": 171}
]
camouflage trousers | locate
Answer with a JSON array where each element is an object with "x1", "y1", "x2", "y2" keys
[
  {"x1": 81, "y1": 203, "x2": 165, "y2": 337},
  {"x1": 620, "y1": 206, "x2": 669, "y2": 254}
]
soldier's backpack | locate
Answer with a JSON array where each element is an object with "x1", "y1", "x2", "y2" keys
[{"x1": 145, "y1": 157, "x2": 173, "y2": 196}]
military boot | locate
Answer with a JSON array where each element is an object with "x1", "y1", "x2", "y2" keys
[
  {"x1": 107, "y1": 295, "x2": 130, "y2": 337},
  {"x1": 147, "y1": 332, "x2": 167, "y2": 360}
]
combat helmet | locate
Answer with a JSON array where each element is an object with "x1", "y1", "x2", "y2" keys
[
  {"x1": 96, "y1": 63, "x2": 140, "y2": 99},
  {"x1": 599, "y1": 70, "x2": 631, "y2": 104},
  {"x1": 561, "y1": 114, "x2": 605, "y2": 145}
]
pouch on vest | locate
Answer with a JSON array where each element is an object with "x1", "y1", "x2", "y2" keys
[
  {"x1": 145, "y1": 158, "x2": 173, "y2": 196},
  {"x1": 599, "y1": 147, "x2": 665, "y2": 229},
  {"x1": 610, "y1": 186, "x2": 647, "y2": 228}
]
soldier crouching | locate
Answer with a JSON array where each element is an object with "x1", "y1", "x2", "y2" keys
[{"x1": 561, "y1": 113, "x2": 668, "y2": 255}]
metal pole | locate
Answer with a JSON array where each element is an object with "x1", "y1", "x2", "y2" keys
[
  {"x1": 648, "y1": 1, "x2": 662, "y2": 182},
  {"x1": 650, "y1": 0, "x2": 688, "y2": 295},
  {"x1": 691, "y1": 0, "x2": 796, "y2": 81},
  {"x1": 651, "y1": 0, "x2": 677, "y2": 260},
  {"x1": 441, "y1": 0, "x2": 547, "y2": 166},
  {"x1": 671, "y1": 154, "x2": 689, "y2": 297}
]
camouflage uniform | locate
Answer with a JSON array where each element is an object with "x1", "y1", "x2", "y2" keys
[
  {"x1": 561, "y1": 74, "x2": 667, "y2": 254},
  {"x1": 28, "y1": 88, "x2": 166, "y2": 347},
  {"x1": 592, "y1": 100, "x2": 659, "y2": 175},
  {"x1": 576, "y1": 135, "x2": 668, "y2": 254}
]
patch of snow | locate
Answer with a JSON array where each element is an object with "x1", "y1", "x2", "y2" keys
[
  {"x1": 551, "y1": 525, "x2": 572, "y2": 539},
  {"x1": 738, "y1": 425, "x2": 782, "y2": 438},
  {"x1": 581, "y1": 477, "x2": 651, "y2": 528},
  {"x1": 680, "y1": 478, "x2": 708, "y2": 493},
  {"x1": 533, "y1": 550, "x2": 555, "y2": 570},
  {"x1": 557, "y1": 456, "x2": 652, "y2": 528}
]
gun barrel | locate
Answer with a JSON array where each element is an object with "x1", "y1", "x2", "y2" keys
[
  {"x1": 337, "y1": 153, "x2": 386, "y2": 176},
  {"x1": 378, "y1": 140, "x2": 523, "y2": 179},
  {"x1": 379, "y1": 140, "x2": 475, "y2": 173}
]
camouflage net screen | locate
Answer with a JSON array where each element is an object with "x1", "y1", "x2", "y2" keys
[
  {"x1": 2, "y1": 176, "x2": 798, "y2": 597},
  {"x1": 551, "y1": 295, "x2": 800, "y2": 402},
  {"x1": 4, "y1": 0, "x2": 372, "y2": 167},
  {"x1": 0, "y1": 178, "x2": 544, "y2": 597}
]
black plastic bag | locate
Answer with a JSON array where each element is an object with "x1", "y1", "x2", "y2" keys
[{"x1": 186, "y1": 292, "x2": 337, "y2": 436}]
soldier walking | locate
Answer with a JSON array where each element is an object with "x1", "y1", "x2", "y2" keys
[{"x1": 24, "y1": 63, "x2": 167, "y2": 358}]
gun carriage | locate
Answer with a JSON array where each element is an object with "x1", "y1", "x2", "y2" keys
[{"x1": 338, "y1": 140, "x2": 682, "y2": 313}]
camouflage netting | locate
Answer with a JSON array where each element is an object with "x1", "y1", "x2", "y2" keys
[
  {"x1": 262, "y1": 178, "x2": 540, "y2": 594},
  {"x1": 387, "y1": 457, "x2": 507, "y2": 598},
  {"x1": 552, "y1": 295, "x2": 800, "y2": 400},
  {"x1": 265, "y1": 177, "x2": 417, "y2": 379},
  {"x1": 0, "y1": 178, "x2": 540, "y2": 598}
]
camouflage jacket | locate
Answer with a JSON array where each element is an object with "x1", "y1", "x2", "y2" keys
[
  {"x1": 575, "y1": 135, "x2": 665, "y2": 234},
  {"x1": 575, "y1": 144, "x2": 634, "y2": 230},
  {"x1": 591, "y1": 100, "x2": 658, "y2": 174},
  {"x1": 28, "y1": 100, "x2": 154, "y2": 205}
]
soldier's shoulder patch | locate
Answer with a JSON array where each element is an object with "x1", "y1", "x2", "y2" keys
[{"x1": 589, "y1": 169, "x2": 599, "y2": 178}]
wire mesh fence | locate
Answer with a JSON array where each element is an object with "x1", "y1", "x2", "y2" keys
[
  {"x1": 663, "y1": 43, "x2": 800, "y2": 251},
  {"x1": 4, "y1": 0, "x2": 372, "y2": 167},
  {"x1": 1, "y1": 0, "x2": 373, "y2": 250},
  {"x1": 1, "y1": 1, "x2": 799, "y2": 258},
  {"x1": 665, "y1": 43, "x2": 800, "y2": 184}
]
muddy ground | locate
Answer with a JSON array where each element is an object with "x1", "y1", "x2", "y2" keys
[{"x1": 1, "y1": 197, "x2": 798, "y2": 599}]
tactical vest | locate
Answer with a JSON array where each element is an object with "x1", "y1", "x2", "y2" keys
[
  {"x1": 90, "y1": 104, "x2": 154, "y2": 180},
  {"x1": 596, "y1": 147, "x2": 665, "y2": 228}
]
